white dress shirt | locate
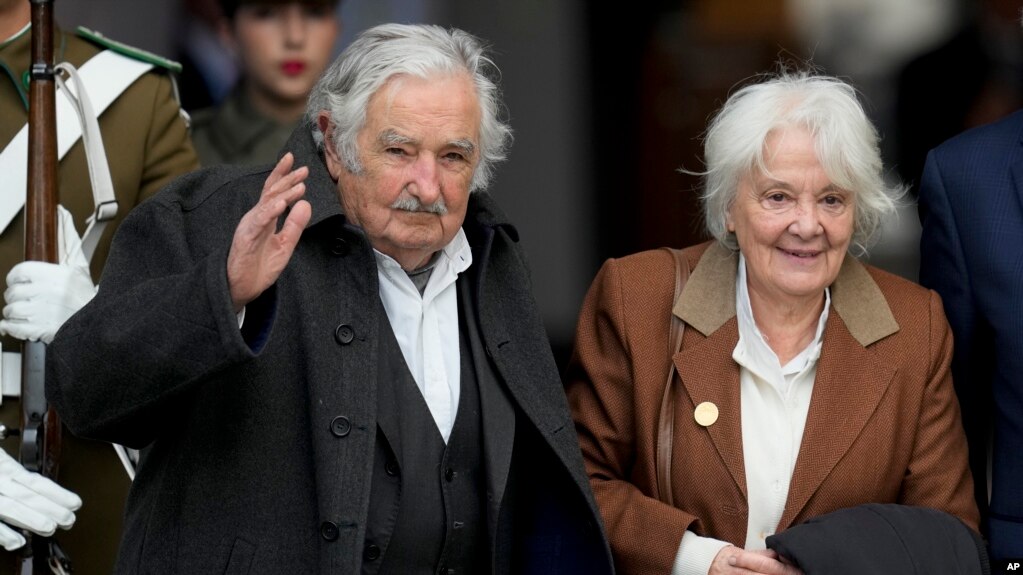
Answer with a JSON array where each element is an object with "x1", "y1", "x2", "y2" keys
[
  {"x1": 673, "y1": 254, "x2": 829, "y2": 574},
  {"x1": 373, "y1": 228, "x2": 472, "y2": 443}
]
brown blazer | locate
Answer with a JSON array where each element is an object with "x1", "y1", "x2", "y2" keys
[{"x1": 565, "y1": 241, "x2": 979, "y2": 574}]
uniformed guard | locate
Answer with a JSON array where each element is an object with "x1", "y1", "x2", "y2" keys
[{"x1": 0, "y1": 0, "x2": 199, "y2": 571}]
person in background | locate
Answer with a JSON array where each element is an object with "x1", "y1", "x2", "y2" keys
[
  {"x1": 894, "y1": 0, "x2": 1023, "y2": 196},
  {"x1": 0, "y1": 0, "x2": 199, "y2": 571},
  {"x1": 918, "y1": 97, "x2": 1023, "y2": 562},
  {"x1": 189, "y1": 0, "x2": 340, "y2": 166},
  {"x1": 175, "y1": 0, "x2": 239, "y2": 110},
  {"x1": 46, "y1": 23, "x2": 613, "y2": 573},
  {"x1": 565, "y1": 70, "x2": 981, "y2": 574}
]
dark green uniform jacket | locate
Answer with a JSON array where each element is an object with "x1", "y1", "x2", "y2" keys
[{"x1": 190, "y1": 88, "x2": 298, "y2": 167}]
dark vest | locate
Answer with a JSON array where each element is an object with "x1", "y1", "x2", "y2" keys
[{"x1": 363, "y1": 284, "x2": 489, "y2": 574}]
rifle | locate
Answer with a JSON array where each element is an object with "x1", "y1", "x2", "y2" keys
[{"x1": 20, "y1": 0, "x2": 67, "y2": 572}]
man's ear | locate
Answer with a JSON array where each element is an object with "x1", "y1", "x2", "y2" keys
[{"x1": 318, "y1": 112, "x2": 344, "y2": 180}]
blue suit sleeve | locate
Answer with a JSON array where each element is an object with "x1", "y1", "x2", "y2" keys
[{"x1": 918, "y1": 148, "x2": 993, "y2": 533}]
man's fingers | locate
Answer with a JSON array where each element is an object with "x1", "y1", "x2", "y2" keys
[
  {"x1": 266, "y1": 166, "x2": 309, "y2": 199},
  {"x1": 261, "y1": 159, "x2": 308, "y2": 203},
  {"x1": 279, "y1": 200, "x2": 312, "y2": 248},
  {"x1": 239, "y1": 179, "x2": 307, "y2": 246},
  {"x1": 261, "y1": 152, "x2": 296, "y2": 193},
  {"x1": 249, "y1": 169, "x2": 308, "y2": 238},
  {"x1": 261, "y1": 200, "x2": 312, "y2": 267},
  {"x1": 226, "y1": 180, "x2": 312, "y2": 312}
]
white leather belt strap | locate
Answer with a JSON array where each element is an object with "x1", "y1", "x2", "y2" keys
[
  {"x1": 54, "y1": 61, "x2": 117, "y2": 262},
  {"x1": 113, "y1": 444, "x2": 138, "y2": 480},
  {"x1": 0, "y1": 49, "x2": 153, "y2": 238},
  {"x1": 1, "y1": 351, "x2": 21, "y2": 399}
]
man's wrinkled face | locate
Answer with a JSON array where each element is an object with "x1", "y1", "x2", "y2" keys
[{"x1": 321, "y1": 73, "x2": 481, "y2": 270}]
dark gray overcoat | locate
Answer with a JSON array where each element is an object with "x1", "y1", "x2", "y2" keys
[{"x1": 46, "y1": 128, "x2": 614, "y2": 575}]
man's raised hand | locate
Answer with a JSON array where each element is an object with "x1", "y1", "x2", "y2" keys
[{"x1": 227, "y1": 153, "x2": 312, "y2": 312}]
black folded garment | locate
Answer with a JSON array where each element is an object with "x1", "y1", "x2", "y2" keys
[{"x1": 766, "y1": 504, "x2": 989, "y2": 575}]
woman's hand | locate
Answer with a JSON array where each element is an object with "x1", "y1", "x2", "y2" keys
[{"x1": 709, "y1": 546, "x2": 804, "y2": 575}]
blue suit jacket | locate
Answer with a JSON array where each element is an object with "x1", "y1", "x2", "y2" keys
[{"x1": 919, "y1": 109, "x2": 1023, "y2": 560}]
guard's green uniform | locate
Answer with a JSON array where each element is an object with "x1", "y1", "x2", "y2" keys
[
  {"x1": 0, "y1": 25, "x2": 199, "y2": 573},
  {"x1": 190, "y1": 88, "x2": 299, "y2": 166}
]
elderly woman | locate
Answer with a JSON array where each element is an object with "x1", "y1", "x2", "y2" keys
[{"x1": 565, "y1": 71, "x2": 980, "y2": 575}]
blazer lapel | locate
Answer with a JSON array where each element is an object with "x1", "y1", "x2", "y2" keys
[
  {"x1": 675, "y1": 243, "x2": 747, "y2": 497},
  {"x1": 778, "y1": 316, "x2": 896, "y2": 528},
  {"x1": 779, "y1": 257, "x2": 899, "y2": 529},
  {"x1": 676, "y1": 322, "x2": 746, "y2": 498}
]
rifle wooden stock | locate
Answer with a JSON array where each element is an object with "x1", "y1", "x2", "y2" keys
[
  {"x1": 25, "y1": 3, "x2": 58, "y2": 264},
  {"x1": 21, "y1": 0, "x2": 63, "y2": 572}
]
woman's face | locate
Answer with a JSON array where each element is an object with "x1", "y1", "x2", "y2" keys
[
  {"x1": 726, "y1": 126, "x2": 855, "y2": 305},
  {"x1": 228, "y1": 3, "x2": 339, "y2": 109}
]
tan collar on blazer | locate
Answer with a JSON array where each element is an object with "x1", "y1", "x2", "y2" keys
[{"x1": 673, "y1": 242, "x2": 899, "y2": 346}]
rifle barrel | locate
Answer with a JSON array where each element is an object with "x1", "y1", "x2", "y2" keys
[{"x1": 22, "y1": 0, "x2": 63, "y2": 571}]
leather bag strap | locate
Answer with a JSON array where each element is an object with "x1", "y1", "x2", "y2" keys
[{"x1": 656, "y1": 247, "x2": 689, "y2": 506}]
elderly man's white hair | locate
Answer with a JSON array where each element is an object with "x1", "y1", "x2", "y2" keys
[{"x1": 306, "y1": 23, "x2": 513, "y2": 193}]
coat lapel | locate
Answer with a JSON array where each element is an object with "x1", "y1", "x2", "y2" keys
[{"x1": 458, "y1": 260, "x2": 515, "y2": 544}]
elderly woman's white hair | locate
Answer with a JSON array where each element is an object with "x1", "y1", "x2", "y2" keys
[
  {"x1": 698, "y1": 70, "x2": 905, "y2": 254},
  {"x1": 306, "y1": 23, "x2": 513, "y2": 192}
]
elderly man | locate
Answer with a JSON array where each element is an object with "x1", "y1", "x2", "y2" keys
[{"x1": 46, "y1": 23, "x2": 612, "y2": 574}]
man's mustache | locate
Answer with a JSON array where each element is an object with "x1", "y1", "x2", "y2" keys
[{"x1": 391, "y1": 192, "x2": 447, "y2": 215}]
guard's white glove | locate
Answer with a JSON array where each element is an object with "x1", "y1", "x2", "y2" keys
[
  {"x1": 0, "y1": 205, "x2": 96, "y2": 344},
  {"x1": 0, "y1": 449, "x2": 81, "y2": 551}
]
